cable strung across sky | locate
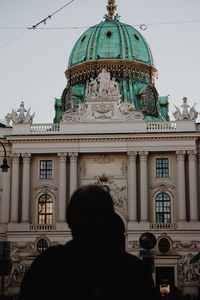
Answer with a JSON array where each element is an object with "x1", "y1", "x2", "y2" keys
[{"x1": 27, "y1": 0, "x2": 75, "y2": 30}]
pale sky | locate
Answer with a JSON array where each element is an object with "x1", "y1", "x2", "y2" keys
[{"x1": 0, "y1": 0, "x2": 200, "y2": 123}]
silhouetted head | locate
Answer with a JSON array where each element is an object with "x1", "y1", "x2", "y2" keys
[{"x1": 66, "y1": 185, "x2": 115, "y2": 239}]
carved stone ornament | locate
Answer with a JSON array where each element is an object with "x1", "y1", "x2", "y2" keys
[
  {"x1": 128, "y1": 241, "x2": 139, "y2": 250},
  {"x1": 62, "y1": 101, "x2": 88, "y2": 122},
  {"x1": 94, "y1": 155, "x2": 114, "y2": 165},
  {"x1": 34, "y1": 184, "x2": 57, "y2": 196},
  {"x1": 179, "y1": 254, "x2": 200, "y2": 284},
  {"x1": 141, "y1": 84, "x2": 158, "y2": 115},
  {"x1": 176, "y1": 150, "x2": 186, "y2": 160},
  {"x1": 118, "y1": 100, "x2": 144, "y2": 120},
  {"x1": 62, "y1": 69, "x2": 144, "y2": 123},
  {"x1": 5, "y1": 101, "x2": 35, "y2": 125},
  {"x1": 86, "y1": 69, "x2": 121, "y2": 99},
  {"x1": 111, "y1": 183, "x2": 127, "y2": 213},
  {"x1": 173, "y1": 97, "x2": 198, "y2": 121},
  {"x1": 187, "y1": 150, "x2": 197, "y2": 159}
]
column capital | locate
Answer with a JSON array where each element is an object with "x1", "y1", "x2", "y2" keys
[
  {"x1": 197, "y1": 150, "x2": 200, "y2": 160},
  {"x1": 69, "y1": 152, "x2": 78, "y2": 161},
  {"x1": 11, "y1": 153, "x2": 20, "y2": 163},
  {"x1": 176, "y1": 150, "x2": 186, "y2": 160},
  {"x1": 127, "y1": 151, "x2": 137, "y2": 160},
  {"x1": 57, "y1": 152, "x2": 67, "y2": 162},
  {"x1": 22, "y1": 153, "x2": 31, "y2": 163},
  {"x1": 187, "y1": 150, "x2": 197, "y2": 160},
  {"x1": 139, "y1": 151, "x2": 148, "y2": 160}
]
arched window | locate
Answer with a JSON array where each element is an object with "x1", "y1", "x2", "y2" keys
[
  {"x1": 156, "y1": 193, "x2": 171, "y2": 224},
  {"x1": 36, "y1": 239, "x2": 49, "y2": 254},
  {"x1": 38, "y1": 194, "x2": 53, "y2": 224}
]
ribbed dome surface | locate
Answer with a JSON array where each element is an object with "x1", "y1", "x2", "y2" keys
[{"x1": 68, "y1": 20, "x2": 154, "y2": 68}]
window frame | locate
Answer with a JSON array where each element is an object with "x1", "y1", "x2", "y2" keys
[
  {"x1": 155, "y1": 158, "x2": 169, "y2": 178},
  {"x1": 38, "y1": 193, "x2": 54, "y2": 225},
  {"x1": 155, "y1": 192, "x2": 171, "y2": 224},
  {"x1": 39, "y1": 159, "x2": 53, "y2": 179}
]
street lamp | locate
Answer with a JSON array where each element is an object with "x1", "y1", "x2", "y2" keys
[{"x1": 0, "y1": 141, "x2": 9, "y2": 172}]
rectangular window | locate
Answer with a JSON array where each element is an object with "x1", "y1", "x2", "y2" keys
[
  {"x1": 156, "y1": 158, "x2": 169, "y2": 178},
  {"x1": 39, "y1": 160, "x2": 53, "y2": 179}
]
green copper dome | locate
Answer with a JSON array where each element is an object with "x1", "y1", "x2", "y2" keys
[
  {"x1": 54, "y1": 1, "x2": 169, "y2": 124},
  {"x1": 68, "y1": 19, "x2": 154, "y2": 68}
]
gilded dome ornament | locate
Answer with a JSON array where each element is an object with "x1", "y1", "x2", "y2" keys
[{"x1": 106, "y1": 0, "x2": 117, "y2": 20}]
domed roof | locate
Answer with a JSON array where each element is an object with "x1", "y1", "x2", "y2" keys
[
  {"x1": 54, "y1": 1, "x2": 169, "y2": 125},
  {"x1": 68, "y1": 19, "x2": 154, "y2": 68}
]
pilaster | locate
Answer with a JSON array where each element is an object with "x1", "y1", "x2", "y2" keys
[
  {"x1": 127, "y1": 151, "x2": 137, "y2": 223},
  {"x1": 188, "y1": 150, "x2": 198, "y2": 221},
  {"x1": 139, "y1": 151, "x2": 149, "y2": 222},
  {"x1": 69, "y1": 152, "x2": 78, "y2": 198},
  {"x1": 176, "y1": 151, "x2": 186, "y2": 222},
  {"x1": 10, "y1": 154, "x2": 20, "y2": 223},
  {"x1": 21, "y1": 153, "x2": 31, "y2": 223},
  {"x1": 57, "y1": 153, "x2": 67, "y2": 222}
]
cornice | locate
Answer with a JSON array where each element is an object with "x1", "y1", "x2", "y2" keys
[
  {"x1": 5, "y1": 134, "x2": 198, "y2": 144},
  {"x1": 65, "y1": 59, "x2": 157, "y2": 83}
]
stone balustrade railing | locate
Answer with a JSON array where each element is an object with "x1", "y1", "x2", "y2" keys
[
  {"x1": 10, "y1": 120, "x2": 196, "y2": 135},
  {"x1": 29, "y1": 224, "x2": 56, "y2": 231},
  {"x1": 146, "y1": 121, "x2": 177, "y2": 132},
  {"x1": 30, "y1": 124, "x2": 60, "y2": 133},
  {"x1": 150, "y1": 223, "x2": 178, "y2": 230}
]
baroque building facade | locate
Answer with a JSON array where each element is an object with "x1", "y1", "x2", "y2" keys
[{"x1": 0, "y1": 1, "x2": 200, "y2": 297}]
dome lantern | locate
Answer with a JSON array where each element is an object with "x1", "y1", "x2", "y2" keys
[{"x1": 106, "y1": 0, "x2": 117, "y2": 20}]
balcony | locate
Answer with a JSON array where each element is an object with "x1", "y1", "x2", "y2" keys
[
  {"x1": 29, "y1": 224, "x2": 56, "y2": 231},
  {"x1": 150, "y1": 223, "x2": 178, "y2": 231}
]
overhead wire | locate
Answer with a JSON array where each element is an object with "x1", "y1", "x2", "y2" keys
[
  {"x1": 27, "y1": 0, "x2": 75, "y2": 29},
  {"x1": 0, "y1": 30, "x2": 28, "y2": 49},
  {"x1": 0, "y1": 19, "x2": 200, "y2": 31},
  {"x1": 0, "y1": 0, "x2": 75, "y2": 49}
]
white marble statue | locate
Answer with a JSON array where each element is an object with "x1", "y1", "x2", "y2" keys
[
  {"x1": 86, "y1": 69, "x2": 121, "y2": 98},
  {"x1": 173, "y1": 97, "x2": 198, "y2": 121},
  {"x1": 5, "y1": 102, "x2": 35, "y2": 125}
]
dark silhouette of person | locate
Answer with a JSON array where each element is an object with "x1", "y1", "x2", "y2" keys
[{"x1": 17, "y1": 185, "x2": 158, "y2": 300}]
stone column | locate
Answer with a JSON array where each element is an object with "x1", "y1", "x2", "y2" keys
[
  {"x1": 139, "y1": 151, "x2": 149, "y2": 222},
  {"x1": 58, "y1": 153, "x2": 67, "y2": 222},
  {"x1": 69, "y1": 152, "x2": 78, "y2": 197},
  {"x1": 127, "y1": 151, "x2": 137, "y2": 222},
  {"x1": 198, "y1": 151, "x2": 200, "y2": 218},
  {"x1": 188, "y1": 150, "x2": 198, "y2": 221},
  {"x1": 176, "y1": 151, "x2": 186, "y2": 221},
  {"x1": 21, "y1": 154, "x2": 31, "y2": 223},
  {"x1": 0, "y1": 158, "x2": 11, "y2": 223},
  {"x1": 10, "y1": 154, "x2": 20, "y2": 223}
]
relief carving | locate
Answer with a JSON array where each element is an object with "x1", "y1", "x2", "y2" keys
[
  {"x1": 179, "y1": 254, "x2": 200, "y2": 284},
  {"x1": 86, "y1": 69, "x2": 121, "y2": 99},
  {"x1": 94, "y1": 155, "x2": 114, "y2": 165}
]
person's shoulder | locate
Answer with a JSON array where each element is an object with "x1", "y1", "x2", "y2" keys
[{"x1": 122, "y1": 251, "x2": 143, "y2": 265}]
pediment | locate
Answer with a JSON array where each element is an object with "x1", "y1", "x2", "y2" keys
[{"x1": 151, "y1": 182, "x2": 175, "y2": 191}]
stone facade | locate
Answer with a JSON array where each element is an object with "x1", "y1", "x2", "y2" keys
[{"x1": 0, "y1": 116, "x2": 200, "y2": 297}]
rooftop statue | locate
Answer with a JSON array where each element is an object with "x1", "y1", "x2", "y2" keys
[
  {"x1": 5, "y1": 101, "x2": 35, "y2": 125},
  {"x1": 86, "y1": 69, "x2": 121, "y2": 99},
  {"x1": 173, "y1": 97, "x2": 198, "y2": 121}
]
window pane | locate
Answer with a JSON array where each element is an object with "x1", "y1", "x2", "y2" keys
[
  {"x1": 38, "y1": 194, "x2": 53, "y2": 224},
  {"x1": 40, "y1": 160, "x2": 53, "y2": 179},
  {"x1": 156, "y1": 158, "x2": 169, "y2": 178},
  {"x1": 156, "y1": 193, "x2": 171, "y2": 224}
]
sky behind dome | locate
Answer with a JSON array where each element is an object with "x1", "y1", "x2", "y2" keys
[{"x1": 0, "y1": 0, "x2": 200, "y2": 123}]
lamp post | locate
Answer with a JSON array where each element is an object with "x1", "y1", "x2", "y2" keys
[{"x1": 0, "y1": 142, "x2": 9, "y2": 172}]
